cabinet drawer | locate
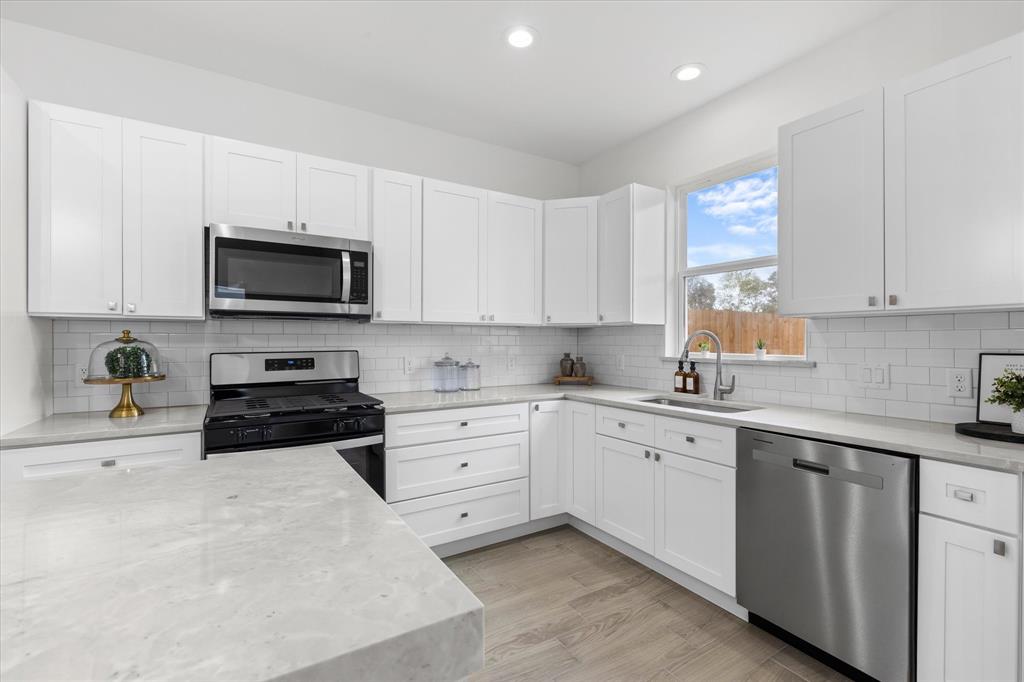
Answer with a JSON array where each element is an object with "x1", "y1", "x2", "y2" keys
[
  {"x1": 654, "y1": 417, "x2": 736, "y2": 467},
  {"x1": 390, "y1": 478, "x2": 529, "y2": 547},
  {"x1": 385, "y1": 431, "x2": 529, "y2": 502},
  {"x1": 596, "y1": 406, "x2": 655, "y2": 445},
  {"x1": 920, "y1": 460, "x2": 1020, "y2": 535},
  {"x1": 386, "y1": 403, "x2": 529, "y2": 448},
  {"x1": 0, "y1": 433, "x2": 202, "y2": 482}
]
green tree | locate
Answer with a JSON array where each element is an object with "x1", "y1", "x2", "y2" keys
[
  {"x1": 717, "y1": 270, "x2": 777, "y2": 313},
  {"x1": 687, "y1": 277, "x2": 716, "y2": 309}
]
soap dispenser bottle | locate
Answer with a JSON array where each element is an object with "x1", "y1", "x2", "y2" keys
[
  {"x1": 685, "y1": 361, "x2": 701, "y2": 395},
  {"x1": 674, "y1": 361, "x2": 687, "y2": 392}
]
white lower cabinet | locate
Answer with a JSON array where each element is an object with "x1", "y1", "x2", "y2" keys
[
  {"x1": 595, "y1": 434, "x2": 655, "y2": 554},
  {"x1": 653, "y1": 449, "x2": 736, "y2": 596},
  {"x1": 918, "y1": 513, "x2": 1019, "y2": 682},
  {"x1": 530, "y1": 401, "x2": 566, "y2": 520},
  {"x1": 564, "y1": 401, "x2": 596, "y2": 525},
  {"x1": 390, "y1": 478, "x2": 530, "y2": 547},
  {"x1": 0, "y1": 433, "x2": 202, "y2": 482}
]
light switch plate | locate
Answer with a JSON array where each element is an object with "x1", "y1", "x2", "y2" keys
[
  {"x1": 403, "y1": 357, "x2": 414, "y2": 375},
  {"x1": 857, "y1": 363, "x2": 889, "y2": 389},
  {"x1": 946, "y1": 368, "x2": 973, "y2": 398},
  {"x1": 507, "y1": 354, "x2": 516, "y2": 371}
]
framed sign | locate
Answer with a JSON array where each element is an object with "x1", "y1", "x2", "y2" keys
[{"x1": 978, "y1": 352, "x2": 1024, "y2": 424}]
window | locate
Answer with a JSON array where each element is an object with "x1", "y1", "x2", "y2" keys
[{"x1": 679, "y1": 163, "x2": 805, "y2": 357}]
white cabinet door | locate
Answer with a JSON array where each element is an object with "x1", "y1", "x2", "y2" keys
[
  {"x1": 530, "y1": 401, "x2": 566, "y2": 519},
  {"x1": 543, "y1": 197, "x2": 598, "y2": 324},
  {"x1": 206, "y1": 136, "x2": 296, "y2": 231},
  {"x1": 595, "y1": 434, "x2": 653, "y2": 553},
  {"x1": 564, "y1": 401, "x2": 596, "y2": 525},
  {"x1": 422, "y1": 179, "x2": 487, "y2": 323},
  {"x1": 122, "y1": 120, "x2": 204, "y2": 319},
  {"x1": 654, "y1": 450, "x2": 736, "y2": 595},
  {"x1": 487, "y1": 191, "x2": 543, "y2": 325},
  {"x1": 631, "y1": 184, "x2": 666, "y2": 325},
  {"x1": 778, "y1": 91, "x2": 885, "y2": 315},
  {"x1": 296, "y1": 153, "x2": 369, "y2": 240},
  {"x1": 885, "y1": 33, "x2": 1024, "y2": 310},
  {"x1": 29, "y1": 102, "x2": 123, "y2": 317},
  {"x1": 597, "y1": 185, "x2": 633, "y2": 324},
  {"x1": 371, "y1": 169, "x2": 422, "y2": 322},
  {"x1": 918, "y1": 514, "x2": 1019, "y2": 682}
]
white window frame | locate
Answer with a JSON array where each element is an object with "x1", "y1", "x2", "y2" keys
[{"x1": 665, "y1": 151, "x2": 804, "y2": 360}]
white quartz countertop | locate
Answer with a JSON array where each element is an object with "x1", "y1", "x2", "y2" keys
[
  {"x1": 0, "y1": 405, "x2": 207, "y2": 450},
  {"x1": 376, "y1": 384, "x2": 1024, "y2": 473},
  {"x1": 0, "y1": 446, "x2": 483, "y2": 682}
]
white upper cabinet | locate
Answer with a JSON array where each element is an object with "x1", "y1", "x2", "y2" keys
[
  {"x1": 778, "y1": 91, "x2": 885, "y2": 315},
  {"x1": 122, "y1": 120, "x2": 204, "y2": 319},
  {"x1": 544, "y1": 197, "x2": 598, "y2": 324},
  {"x1": 530, "y1": 401, "x2": 567, "y2": 520},
  {"x1": 885, "y1": 32, "x2": 1024, "y2": 310},
  {"x1": 296, "y1": 153, "x2": 369, "y2": 240},
  {"x1": 596, "y1": 184, "x2": 666, "y2": 325},
  {"x1": 422, "y1": 179, "x2": 487, "y2": 323},
  {"x1": 29, "y1": 102, "x2": 123, "y2": 317},
  {"x1": 206, "y1": 137, "x2": 297, "y2": 231},
  {"x1": 371, "y1": 169, "x2": 422, "y2": 322},
  {"x1": 487, "y1": 192, "x2": 543, "y2": 325}
]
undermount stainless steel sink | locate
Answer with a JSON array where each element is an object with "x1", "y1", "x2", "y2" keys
[{"x1": 639, "y1": 397, "x2": 759, "y2": 413}]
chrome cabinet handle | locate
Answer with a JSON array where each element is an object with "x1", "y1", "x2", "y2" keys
[
  {"x1": 953, "y1": 489, "x2": 975, "y2": 503},
  {"x1": 460, "y1": 462, "x2": 469, "y2": 469},
  {"x1": 287, "y1": 220, "x2": 295, "y2": 231},
  {"x1": 888, "y1": 294, "x2": 897, "y2": 305},
  {"x1": 489, "y1": 314, "x2": 495, "y2": 321},
  {"x1": 868, "y1": 296, "x2": 877, "y2": 307},
  {"x1": 994, "y1": 540, "x2": 1006, "y2": 556},
  {"x1": 654, "y1": 452, "x2": 661, "y2": 462},
  {"x1": 480, "y1": 314, "x2": 486, "y2": 321},
  {"x1": 546, "y1": 315, "x2": 551, "y2": 322},
  {"x1": 599, "y1": 314, "x2": 605, "y2": 322},
  {"x1": 300, "y1": 221, "x2": 307, "y2": 232},
  {"x1": 534, "y1": 405, "x2": 540, "y2": 411},
  {"x1": 127, "y1": 303, "x2": 136, "y2": 313},
  {"x1": 460, "y1": 512, "x2": 469, "y2": 519},
  {"x1": 100, "y1": 459, "x2": 116, "y2": 468},
  {"x1": 644, "y1": 450, "x2": 651, "y2": 459},
  {"x1": 375, "y1": 311, "x2": 382, "y2": 318},
  {"x1": 685, "y1": 435, "x2": 696, "y2": 444},
  {"x1": 107, "y1": 301, "x2": 118, "y2": 311}
]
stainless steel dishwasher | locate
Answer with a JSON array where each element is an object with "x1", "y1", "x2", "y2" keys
[{"x1": 736, "y1": 428, "x2": 916, "y2": 682}]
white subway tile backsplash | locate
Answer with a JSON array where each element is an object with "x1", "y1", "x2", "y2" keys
[
  {"x1": 928, "y1": 330, "x2": 980, "y2": 348},
  {"x1": 906, "y1": 349, "x2": 955, "y2": 367},
  {"x1": 865, "y1": 316, "x2": 907, "y2": 331},
  {"x1": 907, "y1": 314, "x2": 955, "y2": 330},
  {"x1": 954, "y1": 312, "x2": 1009, "y2": 329},
  {"x1": 885, "y1": 331, "x2": 930, "y2": 348},
  {"x1": 844, "y1": 332, "x2": 885, "y2": 348},
  {"x1": 980, "y1": 329, "x2": 1024, "y2": 349},
  {"x1": 827, "y1": 317, "x2": 865, "y2": 332}
]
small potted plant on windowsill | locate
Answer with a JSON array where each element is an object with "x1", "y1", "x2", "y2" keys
[
  {"x1": 986, "y1": 368, "x2": 1024, "y2": 434},
  {"x1": 698, "y1": 341, "x2": 710, "y2": 358},
  {"x1": 754, "y1": 338, "x2": 767, "y2": 361}
]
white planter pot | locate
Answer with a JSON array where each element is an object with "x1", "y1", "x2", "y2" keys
[
  {"x1": 700, "y1": 350, "x2": 709, "y2": 358},
  {"x1": 755, "y1": 349, "x2": 766, "y2": 361},
  {"x1": 1012, "y1": 410, "x2": 1024, "y2": 435}
]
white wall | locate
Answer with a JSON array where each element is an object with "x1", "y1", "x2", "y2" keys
[
  {"x1": 0, "y1": 67, "x2": 52, "y2": 434},
  {"x1": 0, "y1": 19, "x2": 580, "y2": 200},
  {"x1": 579, "y1": 1, "x2": 1024, "y2": 192}
]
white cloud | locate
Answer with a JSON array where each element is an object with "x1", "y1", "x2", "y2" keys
[
  {"x1": 727, "y1": 224, "x2": 758, "y2": 236},
  {"x1": 695, "y1": 172, "x2": 777, "y2": 221}
]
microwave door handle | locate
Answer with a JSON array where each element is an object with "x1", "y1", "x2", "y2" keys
[{"x1": 341, "y1": 251, "x2": 352, "y2": 303}]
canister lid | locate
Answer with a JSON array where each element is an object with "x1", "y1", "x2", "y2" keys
[
  {"x1": 434, "y1": 353, "x2": 459, "y2": 367},
  {"x1": 462, "y1": 358, "x2": 479, "y2": 368}
]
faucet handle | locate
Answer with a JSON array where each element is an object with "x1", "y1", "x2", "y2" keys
[{"x1": 720, "y1": 374, "x2": 737, "y2": 395}]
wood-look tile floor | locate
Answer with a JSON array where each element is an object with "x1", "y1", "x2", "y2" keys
[{"x1": 444, "y1": 526, "x2": 850, "y2": 682}]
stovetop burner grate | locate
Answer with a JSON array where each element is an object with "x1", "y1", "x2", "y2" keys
[{"x1": 206, "y1": 390, "x2": 381, "y2": 420}]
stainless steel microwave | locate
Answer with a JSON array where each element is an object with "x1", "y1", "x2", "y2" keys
[{"x1": 207, "y1": 224, "x2": 371, "y2": 319}]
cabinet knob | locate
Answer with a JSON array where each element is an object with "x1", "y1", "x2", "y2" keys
[
  {"x1": 546, "y1": 315, "x2": 551, "y2": 322},
  {"x1": 107, "y1": 301, "x2": 118, "y2": 311},
  {"x1": 460, "y1": 511, "x2": 469, "y2": 519},
  {"x1": 100, "y1": 459, "x2": 116, "y2": 468},
  {"x1": 287, "y1": 220, "x2": 295, "y2": 231},
  {"x1": 534, "y1": 404, "x2": 540, "y2": 411},
  {"x1": 888, "y1": 294, "x2": 898, "y2": 305},
  {"x1": 300, "y1": 222, "x2": 307, "y2": 232},
  {"x1": 459, "y1": 421, "x2": 468, "y2": 427},
  {"x1": 599, "y1": 314, "x2": 605, "y2": 322},
  {"x1": 489, "y1": 314, "x2": 495, "y2": 321},
  {"x1": 994, "y1": 539, "x2": 1006, "y2": 556},
  {"x1": 644, "y1": 450, "x2": 651, "y2": 459},
  {"x1": 127, "y1": 303, "x2": 136, "y2": 313},
  {"x1": 460, "y1": 461, "x2": 469, "y2": 468},
  {"x1": 618, "y1": 422, "x2": 626, "y2": 429},
  {"x1": 867, "y1": 296, "x2": 877, "y2": 307},
  {"x1": 685, "y1": 435, "x2": 696, "y2": 444},
  {"x1": 654, "y1": 452, "x2": 661, "y2": 462},
  {"x1": 375, "y1": 311, "x2": 382, "y2": 318},
  {"x1": 480, "y1": 314, "x2": 486, "y2": 321}
]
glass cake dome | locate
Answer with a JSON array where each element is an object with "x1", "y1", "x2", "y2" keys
[{"x1": 86, "y1": 329, "x2": 163, "y2": 380}]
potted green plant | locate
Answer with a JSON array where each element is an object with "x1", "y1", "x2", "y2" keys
[
  {"x1": 697, "y1": 341, "x2": 710, "y2": 358},
  {"x1": 986, "y1": 368, "x2": 1024, "y2": 434},
  {"x1": 754, "y1": 338, "x2": 767, "y2": 361}
]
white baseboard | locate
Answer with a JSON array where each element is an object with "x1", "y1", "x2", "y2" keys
[
  {"x1": 431, "y1": 514, "x2": 570, "y2": 558},
  {"x1": 567, "y1": 517, "x2": 749, "y2": 621}
]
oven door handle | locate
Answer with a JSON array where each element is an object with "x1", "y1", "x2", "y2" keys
[
  {"x1": 341, "y1": 251, "x2": 352, "y2": 304},
  {"x1": 330, "y1": 434, "x2": 383, "y2": 450}
]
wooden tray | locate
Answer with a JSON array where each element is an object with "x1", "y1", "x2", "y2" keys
[
  {"x1": 554, "y1": 376, "x2": 593, "y2": 386},
  {"x1": 955, "y1": 422, "x2": 1024, "y2": 444}
]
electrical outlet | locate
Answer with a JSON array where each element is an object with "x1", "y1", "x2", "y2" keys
[
  {"x1": 77, "y1": 365, "x2": 88, "y2": 381},
  {"x1": 507, "y1": 355, "x2": 516, "y2": 372},
  {"x1": 946, "y1": 368, "x2": 973, "y2": 398},
  {"x1": 617, "y1": 354, "x2": 626, "y2": 371},
  {"x1": 403, "y1": 357, "x2": 414, "y2": 375}
]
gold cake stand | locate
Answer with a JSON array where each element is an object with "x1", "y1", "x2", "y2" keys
[{"x1": 83, "y1": 374, "x2": 166, "y2": 418}]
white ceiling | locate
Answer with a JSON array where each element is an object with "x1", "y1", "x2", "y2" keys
[{"x1": 0, "y1": 0, "x2": 900, "y2": 164}]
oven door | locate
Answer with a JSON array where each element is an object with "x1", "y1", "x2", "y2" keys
[
  {"x1": 208, "y1": 223, "x2": 351, "y2": 317},
  {"x1": 332, "y1": 434, "x2": 385, "y2": 498}
]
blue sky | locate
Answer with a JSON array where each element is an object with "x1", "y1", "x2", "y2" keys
[{"x1": 686, "y1": 167, "x2": 778, "y2": 268}]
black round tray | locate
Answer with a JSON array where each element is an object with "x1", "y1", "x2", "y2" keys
[{"x1": 955, "y1": 422, "x2": 1024, "y2": 444}]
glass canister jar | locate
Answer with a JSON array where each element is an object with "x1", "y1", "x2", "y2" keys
[
  {"x1": 460, "y1": 359, "x2": 481, "y2": 391},
  {"x1": 433, "y1": 353, "x2": 460, "y2": 392}
]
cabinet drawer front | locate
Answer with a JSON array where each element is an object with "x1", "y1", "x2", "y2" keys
[
  {"x1": 920, "y1": 460, "x2": 1020, "y2": 535},
  {"x1": 390, "y1": 478, "x2": 529, "y2": 547},
  {"x1": 385, "y1": 432, "x2": 529, "y2": 502},
  {"x1": 654, "y1": 417, "x2": 736, "y2": 467},
  {"x1": 1, "y1": 433, "x2": 202, "y2": 482},
  {"x1": 386, "y1": 404, "x2": 529, "y2": 447},
  {"x1": 596, "y1": 406, "x2": 655, "y2": 445}
]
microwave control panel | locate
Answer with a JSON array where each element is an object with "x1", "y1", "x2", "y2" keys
[{"x1": 349, "y1": 251, "x2": 369, "y2": 304}]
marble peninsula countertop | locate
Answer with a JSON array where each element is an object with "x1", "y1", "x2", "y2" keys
[
  {"x1": 0, "y1": 446, "x2": 483, "y2": 682},
  {"x1": 375, "y1": 384, "x2": 1024, "y2": 473},
  {"x1": 0, "y1": 405, "x2": 207, "y2": 450}
]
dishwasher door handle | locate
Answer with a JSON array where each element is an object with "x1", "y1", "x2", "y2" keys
[{"x1": 793, "y1": 458, "x2": 830, "y2": 475}]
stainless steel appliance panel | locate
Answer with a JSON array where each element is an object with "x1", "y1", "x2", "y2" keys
[
  {"x1": 210, "y1": 350, "x2": 360, "y2": 387},
  {"x1": 736, "y1": 429, "x2": 915, "y2": 682}
]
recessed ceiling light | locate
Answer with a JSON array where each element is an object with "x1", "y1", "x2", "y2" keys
[
  {"x1": 672, "y1": 63, "x2": 705, "y2": 82},
  {"x1": 505, "y1": 26, "x2": 536, "y2": 49}
]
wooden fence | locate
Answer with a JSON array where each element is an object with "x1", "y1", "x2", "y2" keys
[{"x1": 686, "y1": 309, "x2": 805, "y2": 356}]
